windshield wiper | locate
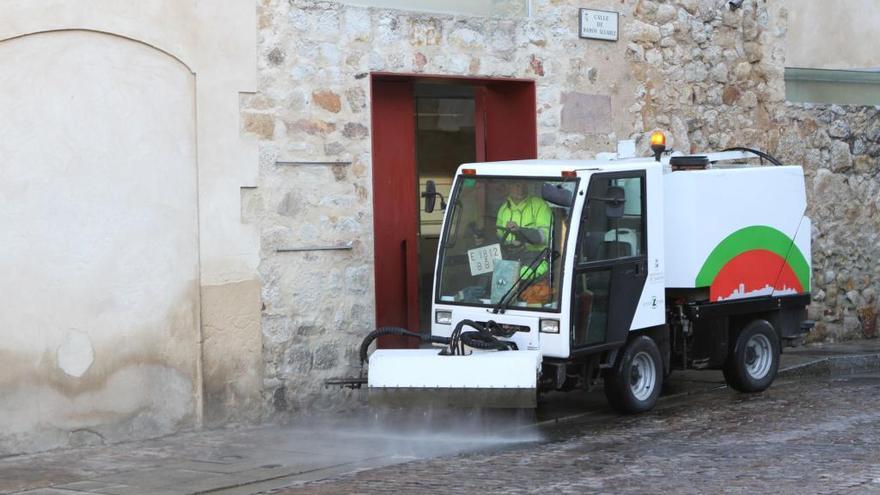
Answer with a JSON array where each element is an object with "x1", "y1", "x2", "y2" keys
[{"x1": 492, "y1": 247, "x2": 551, "y2": 314}]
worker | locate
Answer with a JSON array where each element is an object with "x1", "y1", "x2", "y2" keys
[{"x1": 496, "y1": 182, "x2": 552, "y2": 279}]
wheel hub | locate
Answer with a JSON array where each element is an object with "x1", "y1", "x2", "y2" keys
[
  {"x1": 629, "y1": 351, "x2": 656, "y2": 402},
  {"x1": 745, "y1": 346, "x2": 758, "y2": 365},
  {"x1": 744, "y1": 333, "x2": 773, "y2": 380},
  {"x1": 631, "y1": 367, "x2": 642, "y2": 384}
]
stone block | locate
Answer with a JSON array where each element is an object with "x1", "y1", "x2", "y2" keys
[
  {"x1": 285, "y1": 119, "x2": 335, "y2": 136},
  {"x1": 710, "y1": 62, "x2": 729, "y2": 83},
  {"x1": 829, "y1": 140, "x2": 853, "y2": 172},
  {"x1": 266, "y1": 47, "x2": 285, "y2": 66},
  {"x1": 656, "y1": 4, "x2": 677, "y2": 24},
  {"x1": 345, "y1": 87, "x2": 367, "y2": 113},
  {"x1": 722, "y1": 86, "x2": 740, "y2": 105},
  {"x1": 243, "y1": 113, "x2": 275, "y2": 140},
  {"x1": 313, "y1": 343, "x2": 339, "y2": 370},
  {"x1": 342, "y1": 122, "x2": 369, "y2": 139},
  {"x1": 312, "y1": 90, "x2": 342, "y2": 113},
  {"x1": 410, "y1": 17, "x2": 443, "y2": 46},
  {"x1": 681, "y1": 0, "x2": 699, "y2": 14},
  {"x1": 842, "y1": 316, "x2": 861, "y2": 339},
  {"x1": 743, "y1": 42, "x2": 762, "y2": 62},
  {"x1": 828, "y1": 120, "x2": 852, "y2": 139},
  {"x1": 626, "y1": 20, "x2": 662, "y2": 43},
  {"x1": 201, "y1": 280, "x2": 264, "y2": 426},
  {"x1": 734, "y1": 61, "x2": 751, "y2": 80},
  {"x1": 560, "y1": 92, "x2": 613, "y2": 135}
]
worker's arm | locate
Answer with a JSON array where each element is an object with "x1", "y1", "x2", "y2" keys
[
  {"x1": 496, "y1": 204, "x2": 510, "y2": 240},
  {"x1": 516, "y1": 227, "x2": 544, "y2": 244},
  {"x1": 520, "y1": 198, "x2": 552, "y2": 246}
]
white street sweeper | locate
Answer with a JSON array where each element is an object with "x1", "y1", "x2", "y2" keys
[{"x1": 337, "y1": 133, "x2": 813, "y2": 414}]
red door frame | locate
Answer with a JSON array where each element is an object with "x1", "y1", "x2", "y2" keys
[{"x1": 370, "y1": 73, "x2": 537, "y2": 348}]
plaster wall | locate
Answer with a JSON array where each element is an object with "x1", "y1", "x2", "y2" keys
[
  {"x1": 0, "y1": 0, "x2": 260, "y2": 454},
  {"x1": 784, "y1": 0, "x2": 880, "y2": 70}
]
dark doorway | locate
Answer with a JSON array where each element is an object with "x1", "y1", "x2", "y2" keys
[
  {"x1": 370, "y1": 74, "x2": 537, "y2": 348},
  {"x1": 415, "y1": 83, "x2": 476, "y2": 332}
]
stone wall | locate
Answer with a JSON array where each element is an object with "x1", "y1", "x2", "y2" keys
[
  {"x1": 248, "y1": 0, "x2": 645, "y2": 415},
  {"x1": 627, "y1": 0, "x2": 880, "y2": 342},
  {"x1": 788, "y1": 105, "x2": 880, "y2": 342},
  {"x1": 248, "y1": 0, "x2": 879, "y2": 415}
]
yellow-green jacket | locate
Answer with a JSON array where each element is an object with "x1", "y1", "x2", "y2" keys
[{"x1": 496, "y1": 196, "x2": 552, "y2": 278}]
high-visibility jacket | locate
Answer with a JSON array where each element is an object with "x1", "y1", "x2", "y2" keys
[{"x1": 496, "y1": 196, "x2": 552, "y2": 278}]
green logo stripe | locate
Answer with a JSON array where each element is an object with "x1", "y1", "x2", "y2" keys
[{"x1": 695, "y1": 225, "x2": 810, "y2": 291}]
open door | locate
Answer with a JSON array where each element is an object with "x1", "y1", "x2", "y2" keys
[
  {"x1": 477, "y1": 82, "x2": 537, "y2": 162},
  {"x1": 371, "y1": 75, "x2": 537, "y2": 349},
  {"x1": 371, "y1": 80, "x2": 419, "y2": 348}
]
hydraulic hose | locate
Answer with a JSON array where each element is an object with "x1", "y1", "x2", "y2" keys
[
  {"x1": 722, "y1": 147, "x2": 783, "y2": 166},
  {"x1": 459, "y1": 331, "x2": 518, "y2": 351},
  {"x1": 360, "y1": 320, "x2": 518, "y2": 365},
  {"x1": 449, "y1": 319, "x2": 518, "y2": 354},
  {"x1": 359, "y1": 327, "x2": 450, "y2": 364}
]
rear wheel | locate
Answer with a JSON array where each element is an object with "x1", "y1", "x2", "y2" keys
[
  {"x1": 604, "y1": 336, "x2": 663, "y2": 414},
  {"x1": 723, "y1": 320, "x2": 780, "y2": 393}
]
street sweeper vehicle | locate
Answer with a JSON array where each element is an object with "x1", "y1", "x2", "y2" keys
[{"x1": 343, "y1": 135, "x2": 813, "y2": 414}]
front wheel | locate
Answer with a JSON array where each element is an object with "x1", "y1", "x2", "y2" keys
[
  {"x1": 723, "y1": 320, "x2": 780, "y2": 393},
  {"x1": 604, "y1": 335, "x2": 663, "y2": 414}
]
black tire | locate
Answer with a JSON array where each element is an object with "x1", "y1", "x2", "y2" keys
[
  {"x1": 604, "y1": 336, "x2": 664, "y2": 414},
  {"x1": 723, "y1": 320, "x2": 780, "y2": 393}
]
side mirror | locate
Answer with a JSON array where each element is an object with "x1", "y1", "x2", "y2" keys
[
  {"x1": 422, "y1": 180, "x2": 437, "y2": 213},
  {"x1": 541, "y1": 182, "x2": 573, "y2": 207},
  {"x1": 605, "y1": 186, "x2": 625, "y2": 219}
]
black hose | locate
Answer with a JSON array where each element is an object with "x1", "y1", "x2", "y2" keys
[
  {"x1": 360, "y1": 320, "x2": 518, "y2": 365},
  {"x1": 449, "y1": 319, "x2": 482, "y2": 355},
  {"x1": 460, "y1": 331, "x2": 518, "y2": 351},
  {"x1": 449, "y1": 319, "x2": 518, "y2": 354},
  {"x1": 359, "y1": 327, "x2": 450, "y2": 365},
  {"x1": 722, "y1": 147, "x2": 783, "y2": 166}
]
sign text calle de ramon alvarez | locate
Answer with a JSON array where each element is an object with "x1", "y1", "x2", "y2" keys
[{"x1": 579, "y1": 8, "x2": 619, "y2": 41}]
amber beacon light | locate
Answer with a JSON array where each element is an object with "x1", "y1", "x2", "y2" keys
[{"x1": 650, "y1": 131, "x2": 667, "y2": 161}]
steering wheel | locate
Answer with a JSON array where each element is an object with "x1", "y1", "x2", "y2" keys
[{"x1": 496, "y1": 226, "x2": 527, "y2": 257}]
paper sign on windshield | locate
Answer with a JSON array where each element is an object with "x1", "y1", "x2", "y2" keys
[{"x1": 468, "y1": 243, "x2": 502, "y2": 276}]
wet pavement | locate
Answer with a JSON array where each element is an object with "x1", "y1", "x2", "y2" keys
[
  {"x1": 2, "y1": 339, "x2": 879, "y2": 495},
  {"x1": 271, "y1": 371, "x2": 880, "y2": 495}
]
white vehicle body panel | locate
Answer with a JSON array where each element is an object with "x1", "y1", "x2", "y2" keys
[
  {"x1": 368, "y1": 349, "x2": 542, "y2": 389},
  {"x1": 630, "y1": 163, "x2": 666, "y2": 329},
  {"x1": 663, "y1": 166, "x2": 810, "y2": 298},
  {"x1": 432, "y1": 308, "x2": 542, "y2": 351},
  {"x1": 781, "y1": 215, "x2": 812, "y2": 297},
  {"x1": 427, "y1": 158, "x2": 809, "y2": 360}
]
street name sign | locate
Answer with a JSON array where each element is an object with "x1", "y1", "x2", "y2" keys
[{"x1": 579, "y1": 8, "x2": 619, "y2": 41}]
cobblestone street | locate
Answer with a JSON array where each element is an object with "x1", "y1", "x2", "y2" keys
[
  {"x1": 2, "y1": 343, "x2": 878, "y2": 494},
  {"x1": 273, "y1": 372, "x2": 880, "y2": 495}
]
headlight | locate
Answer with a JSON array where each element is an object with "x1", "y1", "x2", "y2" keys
[
  {"x1": 539, "y1": 319, "x2": 560, "y2": 334},
  {"x1": 435, "y1": 310, "x2": 452, "y2": 325}
]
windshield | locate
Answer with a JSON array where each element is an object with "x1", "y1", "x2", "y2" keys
[{"x1": 435, "y1": 175, "x2": 576, "y2": 311}]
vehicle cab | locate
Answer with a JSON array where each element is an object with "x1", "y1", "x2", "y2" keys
[{"x1": 429, "y1": 159, "x2": 666, "y2": 361}]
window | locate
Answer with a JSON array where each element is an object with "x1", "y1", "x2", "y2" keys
[
  {"x1": 435, "y1": 176, "x2": 575, "y2": 311},
  {"x1": 572, "y1": 172, "x2": 646, "y2": 348},
  {"x1": 577, "y1": 174, "x2": 644, "y2": 264},
  {"x1": 339, "y1": 0, "x2": 529, "y2": 17}
]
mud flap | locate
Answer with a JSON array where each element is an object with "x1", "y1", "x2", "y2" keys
[{"x1": 368, "y1": 349, "x2": 542, "y2": 409}]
